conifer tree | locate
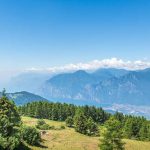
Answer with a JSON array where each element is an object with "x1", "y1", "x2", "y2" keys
[
  {"x1": 139, "y1": 122, "x2": 148, "y2": 141},
  {"x1": 0, "y1": 94, "x2": 21, "y2": 149},
  {"x1": 87, "y1": 117, "x2": 99, "y2": 136},
  {"x1": 66, "y1": 116, "x2": 74, "y2": 127},
  {"x1": 123, "y1": 117, "x2": 133, "y2": 139},
  {"x1": 100, "y1": 117, "x2": 125, "y2": 150},
  {"x1": 74, "y1": 110, "x2": 87, "y2": 134}
]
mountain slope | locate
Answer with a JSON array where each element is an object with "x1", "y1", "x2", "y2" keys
[
  {"x1": 0, "y1": 91, "x2": 47, "y2": 105},
  {"x1": 40, "y1": 70, "x2": 98, "y2": 102},
  {"x1": 92, "y1": 69, "x2": 150, "y2": 105}
]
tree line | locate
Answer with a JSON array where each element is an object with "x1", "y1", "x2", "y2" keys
[
  {"x1": 18, "y1": 101, "x2": 150, "y2": 141},
  {"x1": 18, "y1": 101, "x2": 109, "y2": 124}
]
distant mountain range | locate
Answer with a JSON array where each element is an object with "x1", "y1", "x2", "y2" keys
[
  {"x1": 0, "y1": 91, "x2": 47, "y2": 105},
  {"x1": 5, "y1": 68, "x2": 150, "y2": 118},
  {"x1": 40, "y1": 68, "x2": 150, "y2": 106}
]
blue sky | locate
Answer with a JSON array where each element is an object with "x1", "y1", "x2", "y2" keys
[{"x1": 0, "y1": 0, "x2": 150, "y2": 71}]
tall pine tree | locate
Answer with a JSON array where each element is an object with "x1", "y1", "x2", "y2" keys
[
  {"x1": 100, "y1": 117, "x2": 125, "y2": 150},
  {"x1": 0, "y1": 93, "x2": 21, "y2": 149}
]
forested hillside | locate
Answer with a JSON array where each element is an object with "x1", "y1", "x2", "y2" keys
[{"x1": 19, "y1": 101, "x2": 150, "y2": 141}]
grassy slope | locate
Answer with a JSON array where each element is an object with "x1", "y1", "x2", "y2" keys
[{"x1": 22, "y1": 116, "x2": 150, "y2": 150}]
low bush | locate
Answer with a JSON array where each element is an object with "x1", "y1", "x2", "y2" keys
[
  {"x1": 60, "y1": 125, "x2": 65, "y2": 129},
  {"x1": 36, "y1": 119, "x2": 51, "y2": 130},
  {"x1": 21, "y1": 126, "x2": 41, "y2": 145},
  {"x1": 66, "y1": 117, "x2": 74, "y2": 127}
]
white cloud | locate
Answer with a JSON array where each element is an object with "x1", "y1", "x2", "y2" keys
[{"x1": 26, "y1": 58, "x2": 150, "y2": 73}]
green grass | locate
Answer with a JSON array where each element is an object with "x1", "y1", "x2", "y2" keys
[{"x1": 22, "y1": 116, "x2": 150, "y2": 150}]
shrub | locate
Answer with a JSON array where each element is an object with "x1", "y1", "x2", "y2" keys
[
  {"x1": 37, "y1": 119, "x2": 45, "y2": 126},
  {"x1": 66, "y1": 117, "x2": 74, "y2": 127},
  {"x1": 36, "y1": 119, "x2": 51, "y2": 130},
  {"x1": 60, "y1": 125, "x2": 65, "y2": 129},
  {"x1": 21, "y1": 126, "x2": 41, "y2": 145},
  {"x1": 49, "y1": 125, "x2": 55, "y2": 130}
]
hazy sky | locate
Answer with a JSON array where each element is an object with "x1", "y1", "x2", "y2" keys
[{"x1": 0, "y1": 0, "x2": 150, "y2": 71}]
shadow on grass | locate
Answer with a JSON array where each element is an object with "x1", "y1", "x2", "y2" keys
[
  {"x1": 16, "y1": 143, "x2": 31, "y2": 150},
  {"x1": 36, "y1": 143, "x2": 48, "y2": 148},
  {"x1": 36, "y1": 139, "x2": 48, "y2": 148}
]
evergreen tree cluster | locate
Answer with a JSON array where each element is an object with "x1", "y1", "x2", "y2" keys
[
  {"x1": 18, "y1": 101, "x2": 150, "y2": 141},
  {"x1": 73, "y1": 110, "x2": 99, "y2": 136},
  {"x1": 18, "y1": 101, "x2": 109, "y2": 123},
  {"x1": 123, "y1": 115, "x2": 150, "y2": 141}
]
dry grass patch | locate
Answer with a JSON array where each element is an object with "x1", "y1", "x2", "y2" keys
[{"x1": 22, "y1": 117, "x2": 150, "y2": 150}]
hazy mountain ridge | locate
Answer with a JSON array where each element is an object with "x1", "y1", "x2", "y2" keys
[
  {"x1": 40, "y1": 68, "x2": 150, "y2": 106},
  {"x1": 7, "y1": 72, "x2": 53, "y2": 93}
]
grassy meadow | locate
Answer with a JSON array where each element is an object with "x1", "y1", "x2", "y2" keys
[{"x1": 22, "y1": 116, "x2": 150, "y2": 150}]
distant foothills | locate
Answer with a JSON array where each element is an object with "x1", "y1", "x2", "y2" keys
[
  {"x1": 0, "y1": 91, "x2": 47, "y2": 105},
  {"x1": 2, "y1": 67, "x2": 150, "y2": 118}
]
